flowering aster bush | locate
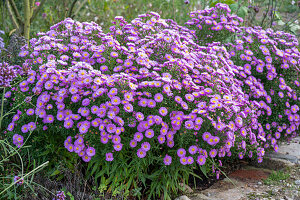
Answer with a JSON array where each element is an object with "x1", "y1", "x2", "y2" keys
[
  {"x1": 3, "y1": 4, "x2": 299, "y2": 199},
  {"x1": 186, "y1": 3, "x2": 300, "y2": 155},
  {"x1": 3, "y1": 15, "x2": 261, "y2": 197}
]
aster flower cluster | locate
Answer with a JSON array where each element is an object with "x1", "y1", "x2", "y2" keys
[
  {"x1": 12, "y1": 134, "x2": 24, "y2": 148},
  {"x1": 13, "y1": 176, "x2": 24, "y2": 185},
  {"x1": 53, "y1": 191, "x2": 66, "y2": 200},
  {"x1": 186, "y1": 3, "x2": 243, "y2": 44},
  {"x1": 0, "y1": 62, "x2": 20, "y2": 88},
  {"x1": 4, "y1": 5, "x2": 299, "y2": 178},
  {"x1": 186, "y1": 3, "x2": 300, "y2": 155}
]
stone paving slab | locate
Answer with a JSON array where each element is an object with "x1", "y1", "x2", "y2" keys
[{"x1": 265, "y1": 137, "x2": 300, "y2": 164}]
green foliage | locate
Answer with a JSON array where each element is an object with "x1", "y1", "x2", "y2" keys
[
  {"x1": 263, "y1": 170, "x2": 290, "y2": 185},
  {"x1": 86, "y1": 152, "x2": 204, "y2": 199}
]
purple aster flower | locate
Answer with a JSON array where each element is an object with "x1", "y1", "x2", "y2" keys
[
  {"x1": 82, "y1": 155, "x2": 91, "y2": 162},
  {"x1": 112, "y1": 135, "x2": 121, "y2": 144},
  {"x1": 167, "y1": 140, "x2": 174, "y2": 148},
  {"x1": 163, "y1": 154, "x2": 172, "y2": 165},
  {"x1": 147, "y1": 99, "x2": 156, "y2": 108},
  {"x1": 113, "y1": 143, "x2": 123, "y2": 151},
  {"x1": 157, "y1": 135, "x2": 166, "y2": 144},
  {"x1": 106, "y1": 153, "x2": 114, "y2": 161},
  {"x1": 4, "y1": 91, "x2": 12, "y2": 98},
  {"x1": 12, "y1": 114, "x2": 20, "y2": 121},
  {"x1": 7, "y1": 122, "x2": 15, "y2": 131},
  {"x1": 45, "y1": 115, "x2": 54, "y2": 123},
  {"x1": 209, "y1": 149, "x2": 217, "y2": 158},
  {"x1": 79, "y1": 125, "x2": 88, "y2": 134},
  {"x1": 215, "y1": 121, "x2": 225, "y2": 130},
  {"x1": 180, "y1": 157, "x2": 188, "y2": 165},
  {"x1": 110, "y1": 51, "x2": 118, "y2": 58},
  {"x1": 21, "y1": 124, "x2": 29, "y2": 133},
  {"x1": 188, "y1": 145, "x2": 198, "y2": 155},
  {"x1": 14, "y1": 176, "x2": 24, "y2": 185},
  {"x1": 195, "y1": 117, "x2": 203, "y2": 125},
  {"x1": 240, "y1": 127, "x2": 247, "y2": 137},
  {"x1": 134, "y1": 132, "x2": 143, "y2": 142},
  {"x1": 75, "y1": 136, "x2": 84, "y2": 145},
  {"x1": 57, "y1": 103, "x2": 66, "y2": 110},
  {"x1": 100, "y1": 136, "x2": 109, "y2": 144},
  {"x1": 154, "y1": 93, "x2": 164, "y2": 102},
  {"x1": 80, "y1": 107, "x2": 90, "y2": 117},
  {"x1": 159, "y1": 107, "x2": 168, "y2": 116},
  {"x1": 138, "y1": 98, "x2": 148, "y2": 107},
  {"x1": 106, "y1": 124, "x2": 117, "y2": 133},
  {"x1": 130, "y1": 140, "x2": 137, "y2": 148},
  {"x1": 235, "y1": 117, "x2": 243, "y2": 128},
  {"x1": 82, "y1": 98, "x2": 90, "y2": 106},
  {"x1": 124, "y1": 92, "x2": 133, "y2": 101},
  {"x1": 70, "y1": 36, "x2": 80, "y2": 43},
  {"x1": 28, "y1": 122, "x2": 36, "y2": 131},
  {"x1": 26, "y1": 108, "x2": 34, "y2": 116},
  {"x1": 64, "y1": 119, "x2": 74, "y2": 129},
  {"x1": 185, "y1": 94, "x2": 194, "y2": 102},
  {"x1": 56, "y1": 111, "x2": 65, "y2": 121},
  {"x1": 136, "y1": 112, "x2": 144, "y2": 121},
  {"x1": 91, "y1": 105, "x2": 99, "y2": 114},
  {"x1": 145, "y1": 129, "x2": 154, "y2": 138},
  {"x1": 141, "y1": 142, "x2": 151, "y2": 152},
  {"x1": 124, "y1": 103, "x2": 133, "y2": 112},
  {"x1": 187, "y1": 156, "x2": 194, "y2": 164},
  {"x1": 197, "y1": 155, "x2": 206, "y2": 165},
  {"x1": 177, "y1": 148, "x2": 186, "y2": 158},
  {"x1": 67, "y1": 144, "x2": 74, "y2": 152},
  {"x1": 110, "y1": 96, "x2": 121, "y2": 107},
  {"x1": 202, "y1": 132, "x2": 211, "y2": 141},
  {"x1": 185, "y1": 120, "x2": 194, "y2": 129},
  {"x1": 86, "y1": 147, "x2": 96, "y2": 157},
  {"x1": 107, "y1": 110, "x2": 116, "y2": 119},
  {"x1": 73, "y1": 145, "x2": 83, "y2": 154},
  {"x1": 137, "y1": 148, "x2": 146, "y2": 158}
]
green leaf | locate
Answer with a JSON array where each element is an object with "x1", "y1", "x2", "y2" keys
[
  {"x1": 237, "y1": 6, "x2": 248, "y2": 18},
  {"x1": 274, "y1": 11, "x2": 282, "y2": 20},
  {"x1": 67, "y1": 192, "x2": 75, "y2": 200},
  {"x1": 290, "y1": 24, "x2": 300, "y2": 33},
  {"x1": 277, "y1": 20, "x2": 285, "y2": 26},
  {"x1": 50, "y1": 170, "x2": 60, "y2": 177},
  {"x1": 199, "y1": 165, "x2": 208, "y2": 178},
  {"x1": 104, "y1": 1, "x2": 109, "y2": 12},
  {"x1": 229, "y1": 3, "x2": 239, "y2": 13}
]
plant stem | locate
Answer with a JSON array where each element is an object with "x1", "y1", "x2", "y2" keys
[
  {"x1": 24, "y1": 0, "x2": 31, "y2": 42},
  {"x1": 0, "y1": 161, "x2": 49, "y2": 196},
  {"x1": 0, "y1": 88, "x2": 6, "y2": 133},
  {"x1": 8, "y1": 0, "x2": 24, "y2": 26},
  {"x1": 261, "y1": 0, "x2": 272, "y2": 28},
  {"x1": 6, "y1": 1, "x2": 19, "y2": 30},
  {"x1": 31, "y1": 0, "x2": 46, "y2": 23},
  {"x1": 68, "y1": 0, "x2": 78, "y2": 18}
]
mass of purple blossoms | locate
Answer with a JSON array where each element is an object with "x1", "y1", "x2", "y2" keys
[
  {"x1": 186, "y1": 3, "x2": 300, "y2": 157},
  {"x1": 0, "y1": 62, "x2": 22, "y2": 88},
  {"x1": 4, "y1": 4, "x2": 299, "y2": 176}
]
